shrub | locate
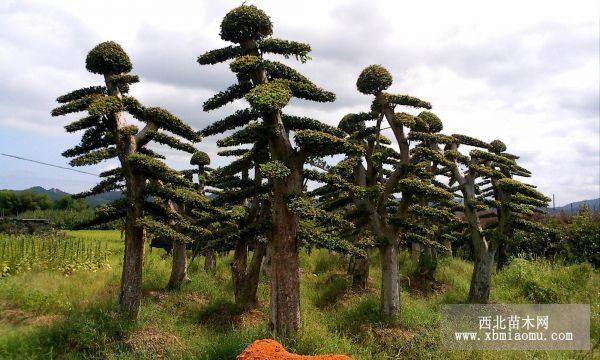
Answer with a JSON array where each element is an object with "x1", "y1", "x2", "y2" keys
[{"x1": 508, "y1": 208, "x2": 599, "y2": 267}]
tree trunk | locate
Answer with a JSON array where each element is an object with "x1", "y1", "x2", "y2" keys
[
  {"x1": 380, "y1": 242, "x2": 400, "y2": 320},
  {"x1": 167, "y1": 240, "x2": 189, "y2": 290},
  {"x1": 411, "y1": 241, "x2": 421, "y2": 262},
  {"x1": 461, "y1": 181, "x2": 496, "y2": 304},
  {"x1": 241, "y1": 38, "x2": 303, "y2": 337},
  {"x1": 232, "y1": 241, "x2": 266, "y2": 309},
  {"x1": 204, "y1": 251, "x2": 216, "y2": 272},
  {"x1": 348, "y1": 254, "x2": 369, "y2": 290},
  {"x1": 468, "y1": 247, "x2": 496, "y2": 303},
  {"x1": 268, "y1": 174, "x2": 301, "y2": 337},
  {"x1": 119, "y1": 173, "x2": 146, "y2": 319}
]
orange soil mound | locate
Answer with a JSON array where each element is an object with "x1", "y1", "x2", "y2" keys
[{"x1": 236, "y1": 339, "x2": 351, "y2": 360}]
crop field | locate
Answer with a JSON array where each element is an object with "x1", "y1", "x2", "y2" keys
[
  {"x1": 0, "y1": 232, "x2": 110, "y2": 277},
  {"x1": 0, "y1": 230, "x2": 597, "y2": 359}
]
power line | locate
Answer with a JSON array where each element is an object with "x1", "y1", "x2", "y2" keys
[{"x1": 0, "y1": 152, "x2": 99, "y2": 177}]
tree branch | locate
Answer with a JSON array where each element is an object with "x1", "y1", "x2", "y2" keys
[{"x1": 135, "y1": 122, "x2": 159, "y2": 144}]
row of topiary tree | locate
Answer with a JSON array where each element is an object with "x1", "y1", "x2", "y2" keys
[{"x1": 52, "y1": 5, "x2": 549, "y2": 337}]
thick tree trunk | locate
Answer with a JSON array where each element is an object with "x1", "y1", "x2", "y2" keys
[
  {"x1": 167, "y1": 240, "x2": 189, "y2": 290},
  {"x1": 268, "y1": 172, "x2": 301, "y2": 337},
  {"x1": 348, "y1": 254, "x2": 369, "y2": 290},
  {"x1": 460, "y1": 180, "x2": 497, "y2": 304},
  {"x1": 241, "y1": 38, "x2": 303, "y2": 337},
  {"x1": 379, "y1": 242, "x2": 400, "y2": 320},
  {"x1": 119, "y1": 174, "x2": 146, "y2": 319},
  {"x1": 468, "y1": 247, "x2": 496, "y2": 303},
  {"x1": 204, "y1": 251, "x2": 216, "y2": 272},
  {"x1": 232, "y1": 241, "x2": 266, "y2": 309}
]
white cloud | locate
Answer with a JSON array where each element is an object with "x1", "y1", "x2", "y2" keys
[{"x1": 0, "y1": 0, "x2": 597, "y2": 204}]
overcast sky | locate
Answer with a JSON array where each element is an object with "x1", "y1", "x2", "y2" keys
[{"x1": 0, "y1": 0, "x2": 598, "y2": 206}]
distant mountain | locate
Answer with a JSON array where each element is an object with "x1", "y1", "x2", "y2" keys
[
  {"x1": 13, "y1": 187, "x2": 122, "y2": 207},
  {"x1": 19, "y1": 186, "x2": 70, "y2": 201},
  {"x1": 548, "y1": 198, "x2": 600, "y2": 214}
]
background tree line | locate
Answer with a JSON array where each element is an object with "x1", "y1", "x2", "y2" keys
[{"x1": 0, "y1": 190, "x2": 88, "y2": 215}]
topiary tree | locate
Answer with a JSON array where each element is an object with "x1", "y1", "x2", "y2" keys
[
  {"x1": 483, "y1": 141, "x2": 550, "y2": 269},
  {"x1": 197, "y1": 5, "x2": 360, "y2": 336},
  {"x1": 347, "y1": 65, "x2": 451, "y2": 319},
  {"x1": 402, "y1": 112, "x2": 462, "y2": 281},
  {"x1": 52, "y1": 41, "x2": 202, "y2": 319},
  {"x1": 313, "y1": 75, "x2": 454, "y2": 319},
  {"x1": 159, "y1": 150, "x2": 213, "y2": 290},
  {"x1": 444, "y1": 134, "x2": 549, "y2": 303},
  {"x1": 201, "y1": 141, "x2": 272, "y2": 309},
  {"x1": 184, "y1": 151, "x2": 220, "y2": 274}
]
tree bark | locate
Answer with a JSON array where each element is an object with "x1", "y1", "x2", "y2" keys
[
  {"x1": 104, "y1": 73, "x2": 148, "y2": 321},
  {"x1": 167, "y1": 240, "x2": 189, "y2": 290},
  {"x1": 468, "y1": 245, "x2": 496, "y2": 303},
  {"x1": 464, "y1": 196, "x2": 497, "y2": 304},
  {"x1": 379, "y1": 242, "x2": 400, "y2": 320},
  {"x1": 453, "y1": 168, "x2": 497, "y2": 305},
  {"x1": 232, "y1": 241, "x2": 266, "y2": 309},
  {"x1": 411, "y1": 241, "x2": 421, "y2": 262},
  {"x1": 239, "y1": 39, "x2": 303, "y2": 337},
  {"x1": 204, "y1": 251, "x2": 216, "y2": 272},
  {"x1": 348, "y1": 253, "x2": 369, "y2": 290},
  {"x1": 118, "y1": 173, "x2": 146, "y2": 319},
  {"x1": 268, "y1": 176, "x2": 301, "y2": 337}
]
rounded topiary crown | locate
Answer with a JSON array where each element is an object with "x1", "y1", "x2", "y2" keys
[
  {"x1": 191, "y1": 151, "x2": 210, "y2": 166},
  {"x1": 489, "y1": 140, "x2": 507, "y2": 154},
  {"x1": 220, "y1": 5, "x2": 273, "y2": 43},
  {"x1": 85, "y1": 41, "x2": 132, "y2": 75},
  {"x1": 356, "y1": 65, "x2": 392, "y2": 95},
  {"x1": 417, "y1": 111, "x2": 443, "y2": 133},
  {"x1": 245, "y1": 80, "x2": 291, "y2": 112}
]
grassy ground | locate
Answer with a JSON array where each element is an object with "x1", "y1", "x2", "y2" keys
[{"x1": 0, "y1": 230, "x2": 597, "y2": 359}]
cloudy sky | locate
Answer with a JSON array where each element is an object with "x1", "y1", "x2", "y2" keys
[{"x1": 0, "y1": 0, "x2": 598, "y2": 206}]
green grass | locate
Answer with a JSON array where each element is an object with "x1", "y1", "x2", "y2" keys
[{"x1": 0, "y1": 230, "x2": 598, "y2": 359}]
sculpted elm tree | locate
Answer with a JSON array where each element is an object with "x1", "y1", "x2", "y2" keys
[
  {"x1": 484, "y1": 141, "x2": 550, "y2": 269},
  {"x1": 445, "y1": 135, "x2": 549, "y2": 303},
  {"x1": 352, "y1": 66, "x2": 453, "y2": 319},
  {"x1": 197, "y1": 5, "x2": 360, "y2": 335},
  {"x1": 200, "y1": 140, "x2": 272, "y2": 309},
  {"x1": 312, "y1": 68, "x2": 455, "y2": 319},
  {"x1": 52, "y1": 42, "x2": 203, "y2": 318}
]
